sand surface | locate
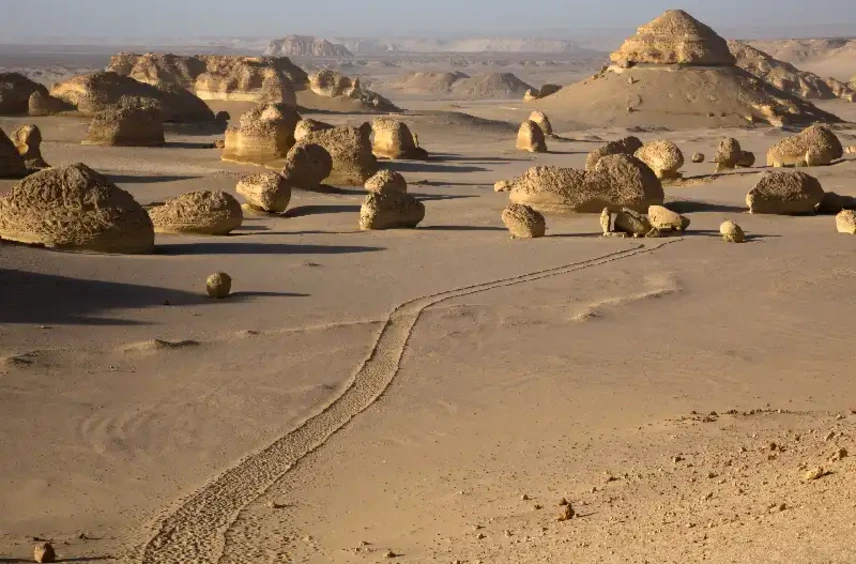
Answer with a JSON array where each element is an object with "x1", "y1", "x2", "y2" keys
[{"x1": 2, "y1": 70, "x2": 856, "y2": 563}]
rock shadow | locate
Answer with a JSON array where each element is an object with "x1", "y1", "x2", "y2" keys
[
  {"x1": 665, "y1": 200, "x2": 747, "y2": 214},
  {"x1": 157, "y1": 242, "x2": 383, "y2": 256}
]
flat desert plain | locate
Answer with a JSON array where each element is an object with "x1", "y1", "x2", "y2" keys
[{"x1": 2, "y1": 84, "x2": 856, "y2": 564}]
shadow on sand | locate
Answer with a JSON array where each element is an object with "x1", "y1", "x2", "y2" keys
[{"x1": 156, "y1": 241, "x2": 384, "y2": 256}]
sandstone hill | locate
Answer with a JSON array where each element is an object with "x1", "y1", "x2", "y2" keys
[{"x1": 265, "y1": 36, "x2": 353, "y2": 58}]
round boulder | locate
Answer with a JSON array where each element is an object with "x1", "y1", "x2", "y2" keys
[
  {"x1": 148, "y1": 190, "x2": 243, "y2": 235},
  {"x1": 502, "y1": 203, "x2": 546, "y2": 239},
  {"x1": 294, "y1": 118, "x2": 334, "y2": 141},
  {"x1": 634, "y1": 140, "x2": 684, "y2": 179},
  {"x1": 691, "y1": 152, "x2": 705, "y2": 163},
  {"x1": 720, "y1": 220, "x2": 745, "y2": 243},
  {"x1": 648, "y1": 205, "x2": 690, "y2": 232},
  {"x1": 767, "y1": 125, "x2": 843, "y2": 167},
  {"x1": 516, "y1": 120, "x2": 547, "y2": 153},
  {"x1": 836, "y1": 210, "x2": 856, "y2": 234},
  {"x1": 206, "y1": 272, "x2": 232, "y2": 298},
  {"x1": 371, "y1": 118, "x2": 427, "y2": 159},
  {"x1": 747, "y1": 171, "x2": 824, "y2": 214},
  {"x1": 280, "y1": 143, "x2": 333, "y2": 190},
  {"x1": 585, "y1": 136, "x2": 644, "y2": 171},
  {"x1": 236, "y1": 172, "x2": 291, "y2": 213},
  {"x1": 365, "y1": 170, "x2": 407, "y2": 194},
  {"x1": 359, "y1": 192, "x2": 425, "y2": 230}
]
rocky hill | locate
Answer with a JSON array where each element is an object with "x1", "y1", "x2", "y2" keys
[{"x1": 265, "y1": 36, "x2": 353, "y2": 58}]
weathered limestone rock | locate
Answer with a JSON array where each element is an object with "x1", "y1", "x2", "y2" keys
[
  {"x1": 714, "y1": 138, "x2": 742, "y2": 171},
  {"x1": 648, "y1": 205, "x2": 690, "y2": 232},
  {"x1": 585, "y1": 136, "x2": 644, "y2": 171},
  {"x1": 83, "y1": 106, "x2": 165, "y2": 147},
  {"x1": 494, "y1": 180, "x2": 512, "y2": 193},
  {"x1": 767, "y1": 125, "x2": 843, "y2": 167},
  {"x1": 747, "y1": 171, "x2": 824, "y2": 214},
  {"x1": 294, "y1": 118, "x2": 334, "y2": 141},
  {"x1": 502, "y1": 203, "x2": 546, "y2": 238},
  {"x1": 0, "y1": 73, "x2": 48, "y2": 114},
  {"x1": 236, "y1": 172, "x2": 291, "y2": 213},
  {"x1": 720, "y1": 220, "x2": 745, "y2": 243},
  {"x1": 28, "y1": 90, "x2": 74, "y2": 116},
  {"x1": 613, "y1": 209, "x2": 661, "y2": 238},
  {"x1": 10, "y1": 124, "x2": 48, "y2": 168},
  {"x1": 148, "y1": 190, "x2": 243, "y2": 235},
  {"x1": 365, "y1": 170, "x2": 407, "y2": 194},
  {"x1": 634, "y1": 140, "x2": 684, "y2": 179},
  {"x1": 359, "y1": 191, "x2": 425, "y2": 230},
  {"x1": 528, "y1": 110, "x2": 553, "y2": 136},
  {"x1": 221, "y1": 103, "x2": 301, "y2": 166},
  {"x1": 206, "y1": 272, "x2": 232, "y2": 298},
  {"x1": 836, "y1": 210, "x2": 856, "y2": 234},
  {"x1": 280, "y1": 143, "x2": 333, "y2": 190},
  {"x1": 0, "y1": 126, "x2": 27, "y2": 177},
  {"x1": 691, "y1": 152, "x2": 705, "y2": 163},
  {"x1": 371, "y1": 118, "x2": 427, "y2": 159},
  {"x1": 0, "y1": 163, "x2": 154, "y2": 253},
  {"x1": 516, "y1": 120, "x2": 547, "y2": 153},
  {"x1": 294, "y1": 123, "x2": 378, "y2": 186}
]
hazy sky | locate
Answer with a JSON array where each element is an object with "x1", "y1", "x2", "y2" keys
[{"x1": 3, "y1": 0, "x2": 855, "y2": 40}]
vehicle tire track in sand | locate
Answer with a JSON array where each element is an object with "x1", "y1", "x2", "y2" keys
[{"x1": 134, "y1": 240, "x2": 680, "y2": 564}]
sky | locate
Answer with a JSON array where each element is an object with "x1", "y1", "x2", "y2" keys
[{"x1": 2, "y1": 0, "x2": 855, "y2": 40}]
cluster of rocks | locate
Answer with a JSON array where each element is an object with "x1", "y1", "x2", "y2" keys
[
  {"x1": 359, "y1": 169, "x2": 424, "y2": 230},
  {"x1": 309, "y1": 69, "x2": 400, "y2": 112},
  {"x1": 601, "y1": 205, "x2": 690, "y2": 238}
]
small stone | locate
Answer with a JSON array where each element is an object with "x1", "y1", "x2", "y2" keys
[
  {"x1": 520, "y1": 494, "x2": 530, "y2": 501},
  {"x1": 778, "y1": 503, "x2": 787, "y2": 512},
  {"x1": 803, "y1": 467, "x2": 826, "y2": 481},
  {"x1": 34, "y1": 543, "x2": 55, "y2": 563},
  {"x1": 824, "y1": 431, "x2": 835, "y2": 441},
  {"x1": 206, "y1": 272, "x2": 232, "y2": 299},
  {"x1": 476, "y1": 533, "x2": 486, "y2": 540},
  {"x1": 673, "y1": 455, "x2": 684, "y2": 463},
  {"x1": 557, "y1": 504, "x2": 575, "y2": 522},
  {"x1": 534, "y1": 504, "x2": 543, "y2": 510},
  {"x1": 691, "y1": 152, "x2": 705, "y2": 163},
  {"x1": 385, "y1": 550, "x2": 398, "y2": 559}
]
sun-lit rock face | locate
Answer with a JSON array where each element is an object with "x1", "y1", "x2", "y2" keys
[
  {"x1": 221, "y1": 104, "x2": 302, "y2": 166},
  {"x1": 766, "y1": 125, "x2": 844, "y2": 168},
  {"x1": 371, "y1": 118, "x2": 427, "y2": 159},
  {"x1": 294, "y1": 123, "x2": 378, "y2": 186}
]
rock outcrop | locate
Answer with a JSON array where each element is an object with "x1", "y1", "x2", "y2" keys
[
  {"x1": 747, "y1": 171, "x2": 824, "y2": 214},
  {"x1": 83, "y1": 106, "x2": 165, "y2": 147},
  {"x1": 0, "y1": 163, "x2": 154, "y2": 253},
  {"x1": 236, "y1": 172, "x2": 291, "y2": 213},
  {"x1": 509, "y1": 154, "x2": 663, "y2": 214},
  {"x1": 265, "y1": 35, "x2": 353, "y2": 57},
  {"x1": 307, "y1": 69, "x2": 400, "y2": 112},
  {"x1": 294, "y1": 124, "x2": 378, "y2": 186},
  {"x1": 365, "y1": 170, "x2": 407, "y2": 194},
  {"x1": 585, "y1": 136, "x2": 643, "y2": 171},
  {"x1": 502, "y1": 203, "x2": 546, "y2": 238},
  {"x1": 720, "y1": 220, "x2": 745, "y2": 243},
  {"x1": 359, "y1": 192, "x2": 425, "y2": 230},
  {"x1": 10, "y1": 124, "x2": 49, "y2": 168},
  {"x1": 221, "y1": 103, "x2": 301, "y2": 166},
  {"x1": 634, "y1": 140, "x2": 684, "y2": 179},
  {"x1": 28, "y1": 91, "x2": 74, "y2": 116},
  {"x1": 516, "y1": 120, "x2": 547, "y2": 153},
  {"x1": 280, "y1": 143, "x2": 333, "y2": 189},
  {"x1": 523, "y1": 84, "x2": 561, "y2": 102},
  {"x1": 836, "y1": 210, "x2": 856, "y2": 234},
  {"x1": 0, "y1": 73, "x2": 48, "y2": 114},
  {"x1": 148, "y1": 190, "x2": 243, "y2": 235},
  {"x1": 371, "y1": 118, "x2": 427, "y2": 159},
  {"x1": 0, "y1": 127, "x2": 27, "y2": 178},
  {"x1": 766, "y1": 125, "x2": 843, "y2": 167}
]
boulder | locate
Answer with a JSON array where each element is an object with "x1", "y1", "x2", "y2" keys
[
  {"x1": 34, "y1": 542, "x2": 55, "y2": 564},
  {"x1": 294, "y1": 124, "x2": 378, "y2": 186},
  {"x1": 365, "y1": 170, "x2": 407, "y2": 194},
  {"x1": 10, "y1": 124, "x2": 49, "y2": 168},
  {"x1": 509, "y1": 154, "x2": 663, "y2": 214},
  {"x1": 371, "y1": 118, "x2": 427, "y2": 159},
  {"x1": 516, "y1": 120, "x2": 547, "y2": 153},
  {"x1": 236, "y1": 172, "x2": 291, "y2": 213},
  {"x1": 691, "y1": 152, "x2": 705, "y2": 163},
  {"x1": 767, "y1": 125, "x2": 843, "y2": 167},
  {"x1": 614, "y1": 209, "x2": 660, "y2": 237},
  {"x1": 0, "y1": 73, "x2": 48, "y2": 114},
  {"x1": 359, "y1": 192, "x2": 425, "y2": 230},
  {"x1": 648, "y1": 205, "x2": 690, "y2": 232},
  {"x1": 310, "y1": 69, "x2": 356, "y2": 97},
  {"x1": 206, "y1": 272, "x2": 232, "y2": 298},
  {"x1": 528, "y1": 110, "x2": 553, "y2": 136},
  {"x1": 148, "y1": 190, "x2": 243, "y2": 235},
  {"x1": 737, "y1": 151, "x2": 756, "y2": 167},
  {"x1": 280, "y1": 143, "x2": 333, "y2": 189},
  {"x1": 817, "y1": 191, "x2": 856, "y2": 214},
  {"x1": 295, "y1": 118, "x2": 334, "y2": 141},
  {"x1": 634, "y1": 140, "x2": 684, "y2": 179},
  {"x1": 0, "y1": 126, "x2": 27, "y2": 178},
  {"x1": 83, "y1": 106, "x2": 165, "y2": 147},
  {"x1": 585, "y1": 136, "x2": 643, "y2": 171},
  {"x1": 714, "y1": 138, "x2": 742, "y2": 171},
  {"x1": 836, "y1": 210, "x2": 856, "y2": 234},
  {"x1": 28, "y1": 90, "x2": 73, "y2": 116},
  {"x1": 0, "y1": 163, "x2": 154, "y2": 253},
  {"x1": 221, "y1": 103, "x2": 301, "y2": 166},
  {"x1": 720, "y1": 220, "x2": 745, "y2": 243},
  {"x1": 502, "y1": 203, "x2": 546, "y2": 238},
  {"x1": 747, "y1": 171, "x2": 824, "y2": 214}
]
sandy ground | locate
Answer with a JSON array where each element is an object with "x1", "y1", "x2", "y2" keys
[{"x1": 2, "y1": 88, "x2": 856, "y2": 564}]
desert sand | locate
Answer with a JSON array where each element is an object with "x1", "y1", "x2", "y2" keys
[{"x1": 3, "y1": 15, "x2": 856, "y2": 564}]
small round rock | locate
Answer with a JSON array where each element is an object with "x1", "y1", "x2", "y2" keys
[
  {"x1": 34, "y1": 542, "x2": 56, "y2": 563},
  {"x1": 206, "y1": 272, "x2": 232, "y2": 299},
  {"x1": 720, "y1": 220, "x2": 745, "y2": 243},
  {"x1": 692, "y1": 152, "x2": 705, "y2": 163}
]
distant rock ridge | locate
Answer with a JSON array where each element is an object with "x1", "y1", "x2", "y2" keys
[
  {"x1": 384, "y1": 71, "x2": 532, "y2": 99},
  {"x1": 265, "y1": 35, "x2": 353, "y2": 58},
  {"x1": 330, "y1": 37, "x2": 593, "y2": 55}
]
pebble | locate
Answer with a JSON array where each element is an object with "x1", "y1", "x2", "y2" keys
[
  {"x1": 557, "y1": 504, "x2": 576, "y2": 522},
  {"x1": 385, "y1": 550, "x2": 398, "y2": 559},
  {"x1": 803, "y1": 467, "x2": 826, "y2": 481},
  {"x1": 520, "y1": 494, "x2": 530, "y2": 501}
]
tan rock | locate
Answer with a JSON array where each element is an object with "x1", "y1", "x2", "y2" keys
[
  {"x1": 9, "y1": 124, "x2": 48, "y2": 169},
  {"x1": 371, "y1": 118, "x2": 427, "y2": 159},
  {"x1": 309, "y1": 70, "x2": 400, "y2": 111},
  {"x1": 0, "y1": 73, "x2": 48, "y2": 114},
  {"x1": 28, "y1": 90, "x2": 73, "y2": 116},
  {"x1": 0, "y1": 163, "x2": 154, "y2": 253},
  {"x1": 280, "y1": 143, "x2": 333, "y2": 190},
  {"x1": 294, "y1": 123, "x2": 378, "y2": 186},
  {"x1": 585, "y1": 136, "x2": 643, "y2": 171},
  {"x1": 236, "y1": 172, "x2": 291, "y2": 213},
  {"x1": 83, "y1": 106, "x2": 165, "y2": 147},
  {"x1": 648, "y1": 205, "x2": 690, "y2": 232},
  {"x1": 836, "y1": 210, "x2": 856, "y2": 234},
  {"x1": 767, "y1": 125, "x2": 843, "y2": 167},
  {"x1": 148, "y1": 190, "x2": 243, "y2": 235},
  {"x1": 691, "y1": 152, "x2": 705, "y2": 163},
  {"x1": 221, "y1": 103, "x2": 301, "y2": 166},
  {"x1": 365, "y1": 170, "x2": 407, "y2": 194},
  {"x1": 0, "y1": 126, "x2": 27, "y2": 178},
  {"x1": 206, "y1": 272, "x2": 232, "y2": 298},
  {"x1": 600, "y1": 208, "x2": 612, "y2": 234},
  {"x1": 614, "y1": 209, "x2": 658, "y2": 238},
  {"x1": 634, "y1": 140, "x2": 684, "y2": 179},
  {"x1": 359, "y1": 192, "x2": 425, "y2": 230},
  {"x1": 747, "y1": 171, "x2": 824, "y2": 214},
  {"x1": 516, "y1": 120, "x2": 547, "y2": 153},
  {"x1": 294, "y1": 118, "x2": 334, "y2": 141},
  {"x1": 720, "y1": 220, "x2": 745, "y2": 243},
  {"x1": 528, "y1": 110, "x2": 553, "y2": 136},
  {"x1": 34, "y1": 542, "x2": 55, "y2": 563},
  {"x1": 502, "y1": 203, "x2": 546, "y2": 238},
  {"x1": 714, "y1": 138, "x2": 742, "y2": 171}
]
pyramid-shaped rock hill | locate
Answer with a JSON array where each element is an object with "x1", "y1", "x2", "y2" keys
[{"x1": 530, "y1": 10, "x2": 841, "y2": 129}]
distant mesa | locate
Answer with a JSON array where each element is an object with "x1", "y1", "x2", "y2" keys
[
  {"x1": 332, "y1": 36, "x2": 589, "y2": 55},
  {"x1": 385, "y1": 71, "x2": 532, "y2": 99},
  {"x1": 265, "y1": 35, "x2": 353, "y2": 58}
]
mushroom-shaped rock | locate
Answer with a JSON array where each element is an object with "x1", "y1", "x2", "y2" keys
[
  {"x1": 737, "y1": 151, "x2": 756, "y2": 168},
  {"x1": 494, "y1": 180, "x2": 512, "y2": 193},
  {"x1": 194, "y1": 65, "x2": 297, "y2": 106},
  {"x1": 34, "y1": 542, "x2": 55, "y2": 563},
  {"x1": 236, "y1": 172, "x2": 291, "y2": 213},
  {"x1": 610, "y1": 9, "x2": 736, "y2": 67},
  {"x1": 0, "y1": 126, "x2": 27, "y2": 178},
  {"x1": 359, "y1": 192, "x2": 425, "y2": 230},
  {"x1": 83, "y1": 106, "x2": 165, "y2": 147},
  {"x1": 720, "y1": 220, "x2": 745, "y2": 243},
  {"x1": 747, "y1": 171, "x2": 824, "y2": 214},
  {"x1": 295, "y1": 124, "x2": 378, "y2": 186},
  {"x1": 648, "y1": 205, "x2": 690, "y2": 232},
  {"x1": 614, "y1": 209, "x2": 659, "y2": 238},
  {"x1": 585, "y1": 136, "x2": 643, "y2": 171},
  {"x1": 502, "y1": 203, "x2": 546, "y2": 239},
  {"x1": 206, "y1": 272, "x2": 232, "y2": 298},
  {"x1": 280, "y1": 143, "x2": 333, "y2": 190},
  {"x1": 148, "y1": 190, "x2": 243, "y2": 235},
  {"x1": 714, "y1": 138, "x2": 742, "y2": 171},
  {"x1": 0, "y1": 163, "x2": 154, "y2": 252},
  {"x1": 528, "y1": 111, "x2": 553, "y2": 136},
  {"x1": 516, "y1": 120, "x2": 547, "y2": 153},
  {"x1": 817, "y1": 191, "x2": 856, "y2": 214},
  {"x1": 767, "y1": 125, "x2": 843, "y2": 167},
  {"x1": 222, "y1": 103, "x2": 301, "y2": 166},
  {"x1": 295, "y1": 118, "x2": 334, "y2": 141},
  {"x1": 365, "y1": 170, "x2": 407, "y2": 194},
  {"x1": 836, "y1": 210, "x2": 856, "y2": 234},
  {"x1": 691, "y1": 152, "x2": 705, "y2": 163},
  {"x1": 371, "y1": 118, "x2": 427, "y2": 159},
  {"x1": 10, "y1": 124, "x2": 49, "y2": 169},
  {"x1": 28, "y1": 90, "x2": 73, "y2": 116},
  {"x1": 634, "y1": 140, "x2": 684, "y2": 179},
  {"x1": 0, "y1": 73, "x2": 49, "y2": 114}
]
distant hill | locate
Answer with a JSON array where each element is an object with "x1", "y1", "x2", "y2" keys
[
  {"x1": 382, "y1": 71, "x2": 532, "y2": 99},
  {"x1": 332, "y1": 37, "x2": 595, "y2": 55},
  {"x1": 265, "y1": 35, "x2": 353, "y2": 57}
]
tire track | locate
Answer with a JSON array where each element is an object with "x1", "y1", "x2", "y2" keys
[{"x1": 134, "y1": 240, "x2": 680, "y2": 564}]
